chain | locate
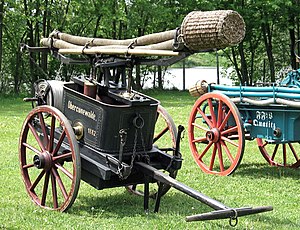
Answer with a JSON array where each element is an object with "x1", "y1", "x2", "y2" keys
[
  {"x1": 130, "y1": 128, "x2": 139, "y2": 168},
  {"x1": 117, "y1": 128, "x2": 138, "y2": 180},
  {"x1": 117, "y1": 114, "x2": 149, "y2": 179},
  {"x1": 139, "y1": 127, "x2": 150, "y2": 164}
]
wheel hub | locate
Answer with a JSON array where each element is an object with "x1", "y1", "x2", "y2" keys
[
  {"x1": 206, "y1": 128, "x2": 220, "y2": 143},
  {"x1": 33, "y1": 152, "x2": 52, "y2": 170}
]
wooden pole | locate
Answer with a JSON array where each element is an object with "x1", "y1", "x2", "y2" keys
[{"x1": 58, "y1": 47, "x2": 179, "y2": 56}]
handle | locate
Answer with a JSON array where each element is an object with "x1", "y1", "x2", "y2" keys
[{"x1": 186, "y1": 206, "x2": 273, "y2": 222}]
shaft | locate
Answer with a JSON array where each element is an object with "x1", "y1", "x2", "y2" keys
[{"x1": 135, "y1": 162, "x2": 228, "y2": 210}]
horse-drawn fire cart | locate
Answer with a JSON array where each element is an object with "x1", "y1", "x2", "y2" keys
[{"x1": 19, "y1": 10, "x2": 272, "y2": 226}]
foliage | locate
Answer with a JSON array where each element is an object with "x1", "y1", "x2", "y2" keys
[{"x1": 0, "y1": 0, "x2": 300, "y2": 93}]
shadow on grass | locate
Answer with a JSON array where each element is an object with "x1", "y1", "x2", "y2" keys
[
  {"x1": 235, "y1": 162, "x2": 300, "y2": 180},
  {"x1": 69, "y1": 188, "x2": 213, "y2": 219},
  {"x1": 67, "y1": 188, "x2": 291, "y2": 229}
]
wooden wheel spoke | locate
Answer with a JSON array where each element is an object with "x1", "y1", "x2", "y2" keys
[
  {"x1": 207, "y1": 99, "x2": 217, "y2": 127},
  {"x1": 217, "y1": 100, "x2": 223, "y2": 127},
  {"x1": 198, "y1": 142, "x2": 213, "y2": 161},
  {"x1": 22, "y1": 142, "x2": 42, "y2": 155},
  {"x1": 53, "y1": 152, "x2": 72, "y2": 162},
  {"x1": 218, "y1": 110, "x2": 232, "y2": 130},
  {"x1": 30, "y1": 170, "x2": 46, "y2": 191},
  {"x1": 283, "y1": 144, "x2": 287, "y2": 166},
  {"x1": 221, "y1": 136, "x2": 239, "y2": 147},
  {"x1": 52, "y1": 168, "x2": 68, "y2": 200},
  {"x1": 192, "y1": 136, "x2": 207, "y2": 143},
  {"x1": 221, "y1": 126, "x2": 238, "y2": 136},
  {"x1": 38, "y1": 112, "x2": 49, "y2": 148},
  {"x1": 48, "y1": 116, "x2": 56, "y2": 153},
  {"x1": 221, "y1": 140, "x2": 234, "y2": 163},
  {"x1": 216, "y1": 143, "x2": 225, "y2": 171},
  {"x1": 55, "y1": 163, "x2": 73, "y2": 180},
  {"x1": 261, "y1": 141, "x2": 268, "y2": 148},
  {"x1": 288, "y1": 143, "x2": 300, "y2": 161},
  {"x1": 28, "y1": 123, "x2": 45, "y2": 152},
  {"x1": 51, "y1": 171, "x2": 59, "y2": 209},
  {"x1": 52, "y1": 130, "x2": 66, "y2": 156},
  {"x1": 192, "y1": 122, "x2": 209, "y2": 132},
  {"x1": 153, "y1": 126, "x2": 169, "y2": 143},
  {"x1": 41, "y1": 171, "x2": 50, "y2": 206},
  {"x1": 197, "y1": 107, "x2": 213, "y2": 128},
  {"x1": 271, "y1": 144, "x2": 279, "y2": 161},
  {"x1": 209, "y1": 144, "x2": 217, "y2": 170},
  {"x1": 23, "y1": 163, "x2": 35, "y2": 169}
]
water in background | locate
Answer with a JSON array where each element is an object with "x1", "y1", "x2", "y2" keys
[{"x1": 143, "y1": 66, "x2": 233, "y2": 90}]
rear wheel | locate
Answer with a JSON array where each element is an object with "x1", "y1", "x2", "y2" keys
[
  {"x1": 126, "y1": 105, "x2": 178, "y2": 197},
  {"x1": 257, "y1": 139, "x2": 300, "y2": 168},
  {"x1": 19, "y1": 105, "x2": 81, "y2": 211}
]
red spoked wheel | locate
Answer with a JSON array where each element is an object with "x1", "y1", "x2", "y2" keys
[
  {"x1": 188, "y1": 92, "x2": 245, "y2": 176},
  {"x1": 19, "y1": 105, "x2": 81, "y2": 211},
  {"x1": 256, "y1": 139, "x2": 300, "y2": 168},
  {"x1": 126, "y1": 105, "x2": 178, "y2": 197}
]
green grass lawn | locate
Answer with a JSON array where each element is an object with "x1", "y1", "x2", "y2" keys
[{"x1": 1, "y1": 91, "x2": 300, "y2": 229}]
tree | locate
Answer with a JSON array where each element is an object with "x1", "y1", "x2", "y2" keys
[
  {"x1": 0, "y1": 0, "x2": 3, "y2": 80},
  {"x1": 1, "y1": 0, "x2": 300, "y2": 93}
]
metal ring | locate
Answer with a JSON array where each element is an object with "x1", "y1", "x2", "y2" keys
[
  {"x1": 229, "y1": 209, "x2": 238, "y2": 227},
  {"x1": 133, "y1": 114, "x2": 144, "y2": 129}
]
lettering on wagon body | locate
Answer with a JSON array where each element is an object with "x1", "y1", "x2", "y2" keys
[
  {"x1": 253, "y1": 111, "x2": 276, "y2": 130},
  {"x1": 67, "y1": 100, "x2": 97, "y2": 121}
]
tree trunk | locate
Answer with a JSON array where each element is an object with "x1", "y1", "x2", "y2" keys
[
  {"x1": 289, "y1": 15, "x2": 297, "y2": 69},
  {"x1": 14, "y1": 49, "x2": 22, "y2": 94},
  {"x1": 24, "y1": 0, "x2": 38, "y2": 93},
  {"x1": 153, "y1": 67, "x2": 156, "y2": 89},
  {"x1": 261, "y1": 22, "x2": 275, "y2": 82},
  {"x1": 61, "y1": 0, "x2": 71, "y2": 30},
  {"x1": 0, "y1": 0, "x2": 4, "y2": 77},
  {"x1": 118, "y1": 20, "x2": 123, "y2": 40},
  {"x1": 238, "y1": 42, "x2": 249, "y2": 85},
  {"x1": 112, "y1": 0, "x2": 117, "y2": 39},
  {"x1": 135, "y1": 26, "x2": 145, "y2": 89},
  {"x1": 94, "y1": 15, "x2": 102, "y2": 38},
  {"x1": 135, "y1": 65, "x2": 142, "y2": 90},
  {"x1": 158, "y1": 66, "x2": 163, "y2": 89},
  {"x1": 41, "y1": 0, "x2": 49, "y2": 72},
  {"x1": 230, "y1": 47, "x2": 243, "y2": 84}
]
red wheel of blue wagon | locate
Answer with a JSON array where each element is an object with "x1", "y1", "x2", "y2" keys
[
  {"x1": 19, "y1": 105, "x2": 81, "y2": 211},
  {"x1": 188, "y1": 92, "x2": 245, "y2": 176},
  {"x1": 256, "y1": 138, "x2": 300, "y2": 168}
]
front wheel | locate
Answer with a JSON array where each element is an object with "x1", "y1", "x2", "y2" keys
[
  {"x1": 19, "y1": 105, "x2": 81, "y2": 211},
  {"x1": 188, "y1": 93, "x2": 245, "y2": 176}
]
